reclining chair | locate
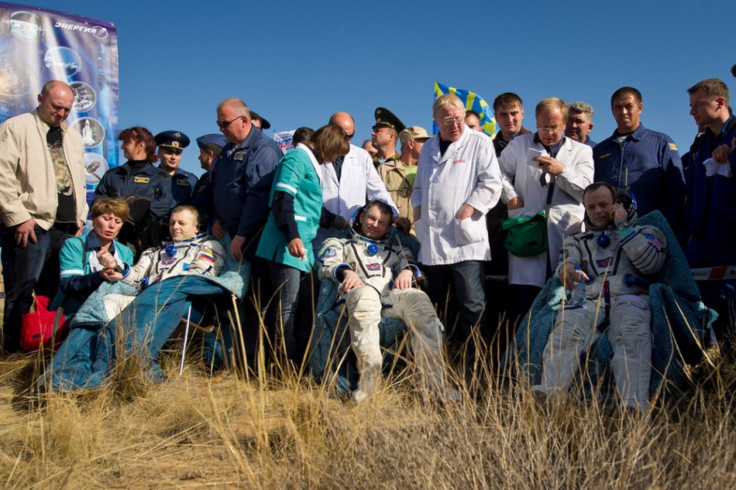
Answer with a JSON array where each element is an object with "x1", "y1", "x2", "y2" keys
[
  {"x1": 503, "y1": 211, "x2": 716, "y2": 404},
  {"x1": 309, "y1": 231, "x2": 422, "y2": 396}
]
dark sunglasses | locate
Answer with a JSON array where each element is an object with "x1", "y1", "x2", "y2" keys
[{"x1": 216, "y1": 116, "x2": 242, "y2": 129}]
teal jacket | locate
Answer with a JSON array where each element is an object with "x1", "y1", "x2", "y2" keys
[
  {"x1": 256, "y1": 145, "x2": 323, "y2": 272},
  {"x1": 51, "y1": 232, "x2": 134, "y2": 318}
]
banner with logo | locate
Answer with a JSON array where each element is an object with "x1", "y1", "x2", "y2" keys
[
  {"x1": 0, "y1": 2, "x2": 119, "y2": 198},
  {"x1": 274, "y1": 129, "x2": 295, "y2": 154}
]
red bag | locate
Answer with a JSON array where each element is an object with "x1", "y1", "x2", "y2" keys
[{"x1": 19, "y1": 295, "x2": 67, "y2": 352}]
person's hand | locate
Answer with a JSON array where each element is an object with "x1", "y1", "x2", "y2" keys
[
  {"x1": 14, "y1": 218, "x2": 37, "y2": 247},
  {"x1": 534, "y1": 155, "x2": 565, "y2": 176},
  {"x1": 341, "y1": 270, "x2": 364, "y2": 292},
  {"x1": 288, "y1": 237, "x2": 307, "y2": 259},
  {"x1": 609, "y1": 203, "x2": 628, "y2": 225},
  {"x1": 96, "y1": 250, "x2": 117, "y2": 269},
  {"x1": 507, "y1": 196, "x2": 524, "y2": 210},
  {"x1": 558, "y1": 263, "x2": 589, "y2": 291},
  {"x1": 230, "y1": 234, "x2": 246, "y2": 261},
  {"x1": 394, "y1": 269, "x2": 414, "y2": 290},
  {"x1": 212, "y1": 219, "x2": 225, "y2": 239},
  {"x1": 393, "y1": 216, "x2": 410, "y2": 234},
  {"x1": 712, "y1": 141, "x2": 734, "y2": 163},
  {"x1": 455, "y1": 203, "x2": 478, "y2": 220},
  {"x1": 99, "y1": 268, "x2": 122, "y2": 282}
]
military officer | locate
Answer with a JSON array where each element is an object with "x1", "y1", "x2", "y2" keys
[
  {"x1": 190, "y1": 133, "x2": 227, "y2": 226},
  {"x1": 372, "y1": 107, "x2": 413, "y2": 226},
  {"x1": 155, "y1": 130, "x2": 198, "y2": 207}
]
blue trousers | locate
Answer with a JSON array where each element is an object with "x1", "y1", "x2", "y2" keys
[
  {"x1": 42, "y1": 276, "x2": 228, "y2": 391},
  {"x1": 2, "y1": 224, "x2": 72, "y2": 352}
]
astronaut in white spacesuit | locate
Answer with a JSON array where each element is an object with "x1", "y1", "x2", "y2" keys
[
  {"x1": 318, "y1": 200, "x2": 457, "y2": 403},
  {"x1": 532, "y1": 182, "x2": 667, "y2": 413}
]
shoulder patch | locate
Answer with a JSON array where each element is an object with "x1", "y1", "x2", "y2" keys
[
  {"x1": 668, "y1": 142, "x2": 678, "y2": 151},
  {"x1": 199, "y1": 250, "x2": 216, "y2": 263},
  {"x1": 320, "y1": 247, "x2": 337, "y2": 259},
  {"x1": 644, "y1": 234, "x2": 666, "y2": 249},
  {"x1": 134, "y1": 176, "x2": 150, "y2": 184}
]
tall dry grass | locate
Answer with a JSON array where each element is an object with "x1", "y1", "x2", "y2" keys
[{"x1": 1, "y1": 324, "x2": 736, "y2": 489}]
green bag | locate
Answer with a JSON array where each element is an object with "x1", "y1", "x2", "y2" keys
[{"x1": 501, "y1": 210, "x2": 548, "y2": 257}]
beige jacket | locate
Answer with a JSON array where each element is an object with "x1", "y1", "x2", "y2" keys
[
  {"x1": 0, "y1": 109, "x2": 87, "y2": 230},
  {"x1": 376, "y1": 156, "x2": 413, "y2": 223}
]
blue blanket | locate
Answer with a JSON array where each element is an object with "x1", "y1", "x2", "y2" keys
[{"x1": 503, "y1": 211, "x2": 715, "y2": 402}]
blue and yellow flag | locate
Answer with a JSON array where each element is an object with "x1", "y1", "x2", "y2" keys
[{"x1": 433, "y1": 82, "x2": 496, "y2": 137}]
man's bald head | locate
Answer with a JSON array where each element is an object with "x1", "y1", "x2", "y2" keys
[
  {"x1": 41, "y1": 80, "x2": 72, "y2": 98},
  {"x1": 37, "y1": 80, "x2": 73, "y2": 127},
  {"x1": 329, "y1": 111, "x2": 355, "y2": 139}
]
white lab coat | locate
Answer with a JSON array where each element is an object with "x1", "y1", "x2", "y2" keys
[
  {"x1": 499, "y1": 134, "x2": 594, "y2": 287},
  {"x1": 313, "y1": 144, "x2": 398, "y2": 251},
  {"x1": 411, "y1": 126, "x2": 502, "y2": 265}
]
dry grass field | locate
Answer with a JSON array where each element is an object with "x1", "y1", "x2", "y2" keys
[{"x1": 1, "y1": 336, "x2": 735, "y2": 489}]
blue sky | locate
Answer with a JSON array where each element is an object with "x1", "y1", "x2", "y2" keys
[{"x1": 8, "y1": 0, "x2": 736, "y2": 175}]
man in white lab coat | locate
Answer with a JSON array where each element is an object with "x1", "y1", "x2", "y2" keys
[
  {"x1": 411, "y1": 93, "x2": 503, "y2": 350},
  {"x1": 499, "y1": 97, "x2": 594, "y2": 320}
]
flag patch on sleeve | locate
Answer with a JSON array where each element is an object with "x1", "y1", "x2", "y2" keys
[{"x1": 199, "y1": 250, "x2": 216, "y2": 263}]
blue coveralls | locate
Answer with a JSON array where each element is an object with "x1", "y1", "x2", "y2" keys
[
  {"x1": 94, "y1": 161, "x2": 173, "y2": 219},
  {"x1": 166, "y1": 167, "x2": 199, "y2": 207},
  {"x1": 204, "y1": 127, "x2": 281, "y2": 259},
  {"x1": 594, "y1": 124, "x2": 685, "y2": 235}
]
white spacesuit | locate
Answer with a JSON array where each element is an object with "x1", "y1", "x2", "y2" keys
[
  {"x1": 103, "y1": 234, "x2": 225, "y2": 320},
  {"x1": 318, "y1": 225, "x2": 455, "y2": 403},
  {"x1": 533, "y1": 213, "x2": 667, "y2": 412}
]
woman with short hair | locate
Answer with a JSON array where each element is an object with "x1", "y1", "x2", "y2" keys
[{"x1": 51, "y1": 197, "x2": 133, "y2": 319}]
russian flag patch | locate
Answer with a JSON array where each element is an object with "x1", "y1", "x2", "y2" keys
[{"x1": 199, "y1": 250, "x2": 216, "y2": 263}]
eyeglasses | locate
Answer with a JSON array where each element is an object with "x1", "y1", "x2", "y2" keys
[
  {"x1": 538, "y1": 126, "x2": 562, "y2": 134},
  {"x1": 216, "y1": 116, "x2": 242, "y2": 129},
  {"x1": 440, "y1": 116, "x2": 464, "y2": 127},
  {"x1": 344, "y1": 132, "x2": 354, "y2": 140}
]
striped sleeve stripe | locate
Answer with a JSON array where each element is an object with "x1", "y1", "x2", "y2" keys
[
  {"x1": 275, "y1": 182, "x2": 298, "y2": 194},
  {"x1": 60, "y1": 268, "x2": 84, "y2": 276},
  {"x1": 619, "y1": 229, "x2": 639, "y2": 246}
]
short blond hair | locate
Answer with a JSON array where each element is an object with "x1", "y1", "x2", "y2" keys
[
  {"x1": 171, "y1": 205, "x2": 202, "y2": 229},
  {"x1": 433, "y1": 93, "x2": 465, "y2": 119},
  {"x1": 91, "y1": 197, "x2": 130, "y2": 221},
  {"x1": 535, "y1": 97, "x2": 568, "y2": 122}
]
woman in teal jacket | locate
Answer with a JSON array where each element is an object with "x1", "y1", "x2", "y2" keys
[
  {"x1": 256, "y1": 125, "x2": 349, "y2": 363},
  {"x1": 52, "y1": 197, "x2": 135, "y2": 319}
]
